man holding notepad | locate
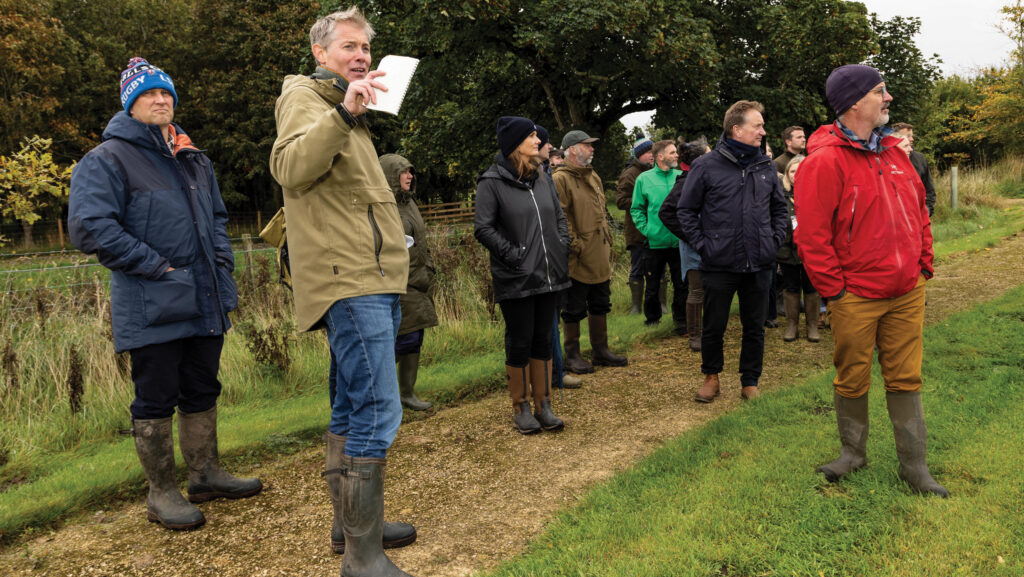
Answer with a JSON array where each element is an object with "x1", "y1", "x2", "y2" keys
[{"x1": 270, "y1": 6, "x2": 417, "y2": 577}]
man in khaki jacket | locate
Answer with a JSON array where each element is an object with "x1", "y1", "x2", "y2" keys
[
  {"x1": 553, "y1": 130, "x2": 628, "y2": 373},
  {"x1": 269, "y1": 7, "x2": 417, "y2": 576}
]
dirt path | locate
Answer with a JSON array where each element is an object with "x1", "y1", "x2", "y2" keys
[{"x1": 3, "y1": 227, "x2": 1023, "y2": 577}]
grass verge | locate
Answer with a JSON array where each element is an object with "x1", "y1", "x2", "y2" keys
[{"x1": 482, "y1": 285, "x2": 1024, "y2": 577}]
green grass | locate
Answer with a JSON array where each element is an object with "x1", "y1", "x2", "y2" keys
[{"x1": 481, "y1": 285, "x2": 1024, "y2": 577}]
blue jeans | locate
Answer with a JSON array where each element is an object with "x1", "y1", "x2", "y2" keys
[{"x1": 324, "y1": 294, "x2": 403, "y2": 459}]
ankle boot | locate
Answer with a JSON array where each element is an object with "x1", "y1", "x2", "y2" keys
[
  {"x1": 178, "y1": 407, "x2": 262, "y2": 503},
  {"x1": 324, "y1": 432, "x2": 417, "y2": 554},
  {"x1": 563, "y1": 322, "x2": 594, "y2": 374},
  {"x1": 506, "y1": 365, "x2": 541, "y2": 434},
  {"x1": 588, "y1": 315, "x2": 628, "y2": 366},
  {"x1": 783, "y1": 291, "x2": 801, "y2": 342},
  {"x1": 886, "y1": 392, "x2": 949, "y2": 497},
  {"x1": 659, "y1": 278, "x2": 669, "y2": 314},
  {"x1": 397, "y1": 353, "x2": 431, "y2": 411},
  {"x1": 817, "y1": 392, "x2": 869, "y2": 482},
  {"x1": 628, "y1": 279, "x2": 643, "y2": 315},
  {"x1": 685, "y1": 301, "x2": 702, "y2": 352},
  {"x1": 528, "y1": 358, "x2": 564, "y2": 431},
  {"x1": 695, "y1": 373, "x2": 720, "y2": 403},
  {"x1": 132, "y1": 417, "x2": 205, "y2": 530},
  {"x1": 340, "y1": 458, "x2": 416, "y2": 577},
  {"x1": 805, "y1": 293, "x2": 821, "y2": 342}
]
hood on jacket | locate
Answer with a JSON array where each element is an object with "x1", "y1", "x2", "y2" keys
[
  {"x1": 280, "y1": 74, "x2": 346, "y2": 107},
  {"x1": 380, "y1": 153, "x2": 415, "y2": 203},
  {"x1": 102, "y1": 111, "x2": 184, "y2": 153}
]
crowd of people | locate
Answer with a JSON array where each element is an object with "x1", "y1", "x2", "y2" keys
[{"x1": 65, "y1": 6, "x2": 948, "y2": 577}]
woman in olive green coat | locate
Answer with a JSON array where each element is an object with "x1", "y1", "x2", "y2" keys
[{"x1": 380, "y1": 154, "x2": 439, "y2": 410}]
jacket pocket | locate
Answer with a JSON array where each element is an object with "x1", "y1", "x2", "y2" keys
[
  {"x1": 757, "y1": 226, "x2": 779, "y2": 268},
  {"x1": 139, "y1": 267, "x2": 202, "y2": 326},
  {"x1": 215, "y1": 265, "x2": 238, "y2": 313},
  {"x1": 700, "y1": 227, "x2": 735, "y2": 265}
]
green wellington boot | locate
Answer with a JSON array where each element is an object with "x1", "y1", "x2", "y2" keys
[
  {"x1": 133, "y1": 417, "x2": 205, "y2": 530},
  {"x1": 340, "y1": 458, "x2": 416, "y2": 577},
  {"x1": 397, "y1": 353, "x2": 431, "y2": 411},
  {"x1": 178, "y1": 407, "x2": 263, "y2": 503},
  {"x1": 817, "y1": 392, "x2": 869, "y2": 482},
  {"x1": 886, "y1": 391, "x2": 950, "y2": 497}
]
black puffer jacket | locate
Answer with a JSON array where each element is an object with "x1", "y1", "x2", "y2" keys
[{"x1": 474, "y1": 153, "x2": 571, "y2": 302}]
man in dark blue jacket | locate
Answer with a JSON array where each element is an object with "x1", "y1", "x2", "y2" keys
[
  {"x1": 69, "y1": 58, "x2": 261, "y2": 531},
  {"x1": 676, "y1": 100, "x2": 789, "y2": 403}
]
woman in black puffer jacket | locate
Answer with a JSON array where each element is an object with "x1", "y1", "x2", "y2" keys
[{"x1": 474, "y1": 116, "x2": 571, "y2": 435}]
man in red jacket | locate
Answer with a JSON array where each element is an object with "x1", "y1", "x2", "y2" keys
[{"x1": 795, "y1": 64, "x2": 948, "y2": 497}]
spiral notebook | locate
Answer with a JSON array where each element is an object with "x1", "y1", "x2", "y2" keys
[{"x1": 365, "y1": 55, "x2": 419, "y2": 116}]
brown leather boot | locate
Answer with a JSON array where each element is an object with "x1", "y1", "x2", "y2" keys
[
  {"x1": 589, "y1": 314, "x2": 627, "y2": 367},
  {"x1": 783, "y1": 291, "x2": 801, "y2": 342},
  {"x1": 805, "y1": 293, "x2": 821, "y2": 343},
  {"x1": 741, "y1": 386, "x2": 761, "y2": 400},
  {"x1": 685, "y1": 301, "x2": 702, "y2": 352},
  {"x1": 528, "y1": 358, "x2": 564, "y2": 431},
  {"x1": 563, "y1": 322, "x2": 594, "y2": 374},
  {"x1": 506, "y1": 365, "x2": 541, "y2": 434},
  {"x1": 695, "y1": 373, "x2": 720, "y2": 403}
]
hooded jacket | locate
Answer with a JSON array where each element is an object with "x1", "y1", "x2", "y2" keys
[
  {"x1": 379, "y1": 154, "x2": 438, "y2": 335},
  {"x1": 552, "y1": 161, "x2": 613, "y2": 284},
  {"x1": 269, "y1": 73, "x2": 408, "y2": 332},
  {"x1": 615, "y1": 159, "x2": 652, "y2": 247},
  {"x1": 69, "y1": 112, "x2": 236, "y2": 353},
  {"x1": 474, "y1": 154, "x2": 571, "y2": 302},
  {"x1": 631, "y1": 164, "x2": 682, "y2": 250},
  {"x1": 794, "y1": 123, "x2": 933, "y2": 300},
  {"x1": 675, "y1": 135, "x2": 789, "y2": 273}
]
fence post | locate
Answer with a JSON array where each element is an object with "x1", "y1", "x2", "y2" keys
[
  {"x1": 242, "y1": 234, "x2": 254, "y2": 283},
  {"x1": 950, "y1": 165, "x2": 959, "y2": 212},
  {"x1": 257, "y1": 210, "x2": 262, "y2": 233}
]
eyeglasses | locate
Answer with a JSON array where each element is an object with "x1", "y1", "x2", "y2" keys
[{"x1": 870, "y1": 85, "x2": 889, "y2": 96}]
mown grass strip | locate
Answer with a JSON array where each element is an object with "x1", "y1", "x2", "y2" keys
[{"x1": 482, "y1": 285, "x2": 1024, "y2": 577}]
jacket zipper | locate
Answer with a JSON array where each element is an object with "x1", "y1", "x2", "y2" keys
[
  {"x1": 849, "y1": 188, "x2": 858, "y2": 242},
  {"x1": 527, "y1": 187, "x2": 553, "y2": 288},
  {"x1": 367, "y1": 206, "x2": 385, "y2": 277},
  {"x1": 876, "y1": 155, "x2": 904, "y2": 272}
]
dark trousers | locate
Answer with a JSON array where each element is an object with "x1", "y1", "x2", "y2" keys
[
  {"x1": 643, "y1": 247, "x2": 686, "y2": 324},
  {"x1": 701, "y1": 269, "x2": 773, "y2": 387},
  {"x1": 767, "y1": 270, "x2": 779, "y2": 319},
  {"x1": 627, "y1": 244, "x2": 646, "y2": 282},
  {"x1": 780, "y1": 263, "x2": 817, "y2": 295},
  {"x1": 129, "y1": 336, "x2": 224, "y2": 419},
  {"x1": 500, "y1": 292, "x2": 557, "y2": 367},
  {"x1": 561, "y1": 279, "x2": 612, "y2": 323}
]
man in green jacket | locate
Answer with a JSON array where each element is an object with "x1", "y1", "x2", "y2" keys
[
  {"x1": 269, "y1": 7, "x2": 417, "y2": 576},
  {"x1": 631, "y1": 140, "x2": 687, "y2": 331}
]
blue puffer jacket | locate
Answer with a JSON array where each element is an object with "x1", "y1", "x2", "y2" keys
[
  {"x1": 69, "y1": 112, "x2": 236, "y2": 353},
  {"x1": 675, "y1": 135, "x2": 789, "y2": 273}
]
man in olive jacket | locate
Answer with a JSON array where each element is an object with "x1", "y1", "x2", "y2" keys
[
  {"x1": 553, "y1": 130, "x2": 628, "y2": 373},
  {"x1": 269, "y1": 7, "x2": 416, "y2": 576}
]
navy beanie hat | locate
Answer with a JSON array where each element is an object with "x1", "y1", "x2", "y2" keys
[
  {"x1": 826, "y1": 64, "x2": 883, "y2": 116},
  {"x1": 536, "y1": 125, "x2": 550, "y2": 147},
  {"x1": 497, "y1": 116, "x2": 537, "y2": 157},
  {"x1": 120, "y1": 57, "x2": 178, "y2": 113}
]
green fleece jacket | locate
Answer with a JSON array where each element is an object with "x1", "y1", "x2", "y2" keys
[
  {"x1": 270, "y1": 72, "x2": 408, "y2": 332},
  {"x1": 630, "y1": 165, "x2": 682, "y2": 249}
]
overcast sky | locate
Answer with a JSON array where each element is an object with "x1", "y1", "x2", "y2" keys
[{"x1": 622, "y1": 0, "x2": 1017, "y2": 134}]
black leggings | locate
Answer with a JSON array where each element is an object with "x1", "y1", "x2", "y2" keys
[{"x1": 499, "y1": 292, "x2": 557, "y2": 367}]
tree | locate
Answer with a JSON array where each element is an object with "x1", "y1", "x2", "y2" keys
[
  {"x1": 866, "y1": 14, "x2": 942, "y2": 132},
  {"x1": 0, "y1": 136, "x2": 73, "y2": 247}
]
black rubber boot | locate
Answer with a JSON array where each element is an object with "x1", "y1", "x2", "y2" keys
[
  {"x1": 178, "y1": 407, "x2": 263, "y2": 503},
  {"x1": 397, "y1": 353, "x2": 431, "y2": 411},
  {"x1": 133, "y1": 417, "x2": 205, "y2": 530},
  {"x1": 324, "y1": 432, "x2": 417, "y2": 554},
  {"x1": 628, "y1": 280, "x2": 644, "y2": 315},
  {"x1": 529, "y1": 358, "x2": 564, "y2": 432},
  {"x1": 589, "y1": 314, "x2": 628, "y2": 367},
  {"x1": 886, "y1": 391, "x2": 950, "y2": 498},
  {"x1": 563, "y1": 322, "x2": 594, "y2": 374},
  {"x1": 340, "y1": 458, "x2": 415, "y2": 577},
  {"x1": 817, "y1": 392, "x2": 869, "y2": 482},
  {"x1": 506, "y1": 365, "x2": 541, "y2": 434}
]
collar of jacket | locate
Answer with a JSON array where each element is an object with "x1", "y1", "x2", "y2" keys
[
  {"x1": 102, "y1": 111, "x2": 202, "y2": 157},
  {"x1": 311, "y1": 66, "x2": 349, "y2": 91},
  {"x1": 557, "y1": 159, "x2": 595, "y2": 179},
  {"x1": 488, "y1": 152, "x2": 537, "y2": 186},
  {"x1": 834, "y1": 119, "x2": 895, "y2": 153},
  {"x1": 714, "y1": 134, "x2": 771, "y2": 170},
  {"x1": 653, "y1": 163, "x2": 676, "y2": 176}
]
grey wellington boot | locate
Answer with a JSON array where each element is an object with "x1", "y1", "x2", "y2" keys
[
  {"x1": 659, "y1": 278, "x2": 669, "y2": 314},
  {"x1": 397, "y1": 353, "x2": 431, "y2": 411},
  {"x1": 178, "y1": 407, "x2": 263, "y2": 503},
  {"x1": 804, "y1": 293, "x2": 821, "y2": 342},
  {"x1": 133, "y1": 417, "x2": 205, "y2": 530},
  {"x1": 817, "y1": 392, "x2": 869, "y2": 482},
  {"x1": 628, "y1": 279, "x2": 644, "y2": 315},
  {"x1": 886, "y1": 391, "x2": 950, "y2": 497},
  {"x1": 340, "y1": 458, "x2": 416, "y2": 577},
  {"x1": 324, "y1": 432, "x2": 417, "y2": 554},
  {"x1": 783, "y1": 291, "x2": 801, "y2": 342},
  {"x1": 529, "y1": 358, "x2": 564, "y2": 432}
]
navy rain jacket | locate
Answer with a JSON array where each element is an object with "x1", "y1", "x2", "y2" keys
[
  {"x1": 69, "y1": 111, "x2": 237, "y2": 353},
  {"x1": 675, "y1": 135, "x2": 789, "y2": 273}
]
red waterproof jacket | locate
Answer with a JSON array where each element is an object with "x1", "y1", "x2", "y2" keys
[{"x1": 794, "y1": 124, "x2": 933, "y2": 300}]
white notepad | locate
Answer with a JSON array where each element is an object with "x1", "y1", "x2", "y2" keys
[{"x1": 365, "y1": 55, "x2": 419, "y2": 115}]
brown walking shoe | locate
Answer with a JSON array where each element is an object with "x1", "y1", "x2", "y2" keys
[{"x1": 695, "y1": 373, "x2": 720, "y2": 403}]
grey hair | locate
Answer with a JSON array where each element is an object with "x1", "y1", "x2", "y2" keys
[{"x1": 309, "y1": 6, "x2": 375, "y2": 50}]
